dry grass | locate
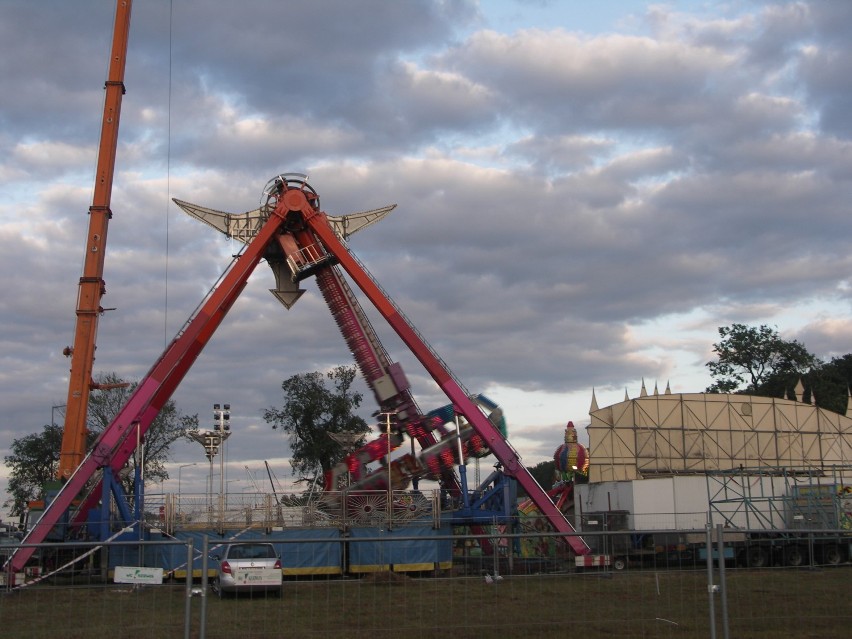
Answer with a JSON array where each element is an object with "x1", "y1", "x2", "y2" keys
[{"x1": 1, "y1": 568, "x2": 849, "y2": 638}]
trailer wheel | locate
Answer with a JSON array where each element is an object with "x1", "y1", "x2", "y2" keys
[
  {"x1": 746, "y1": 546, "x2": 768, "y2": 568},
  {"x1": 783, "y1": 545, "x2": 806, "y2": 567},
  {"x1": 822, "y1": 545, "x2": 842, "y2": 566},
  {"x1": 612, "y1": 556, "x2": 627, "y2": 571}
]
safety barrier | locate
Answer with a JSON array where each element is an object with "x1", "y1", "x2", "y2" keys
[{"x1": 1, "y1": 527, "x2": 849, "y2": 638}]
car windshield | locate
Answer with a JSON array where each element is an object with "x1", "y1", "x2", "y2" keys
[{"x1": 226, "y1": 544, "x2": 275, "y2": 560}]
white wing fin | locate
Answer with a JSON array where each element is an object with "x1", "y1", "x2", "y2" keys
[
  {"x1": 173, "y1": 197, "x2": 397, "y2": 310},
  {"x1": 327, "y1": 204, "x2": 397, "y2": 239},
  {"x1": 172, "y1": 199, "x2": 267, "y2": 244},
  {"x1": 173, "y1": 199, "x2": 397, "y2": 243}
]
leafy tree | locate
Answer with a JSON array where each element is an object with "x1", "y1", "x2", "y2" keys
[
  {"x1": 705, "y1": 324, "x2": 818, "y2": 394},
  {"x1": 3, "y1": 423, "x2": 63, "y2": 517},
  {"x1": 3, "y1": 373, "x2": 198, "y2": 514},
  {"x1": 520, "y1": 455, "x2": 590, "y2": 499},
  {"x1": 797, "y1": 355, "x2": 852, "y2": 415},
  {"x1": 515, "y1": 459, "x2": 557, "y2": 499},
  {"x1": 263, "y1": 366, "x2": 370, "y2": 482},
  {"x1": 87, "y1": 373, "x2": 199, "y2": 493}
]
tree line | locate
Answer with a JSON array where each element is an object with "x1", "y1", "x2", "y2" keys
[
  {"x1": 5, "y1": 324, "x2": 851, "y2": 514},
  {"x1": 705, "y1": 323, "x2": 851, "y2": 414},
  {"x1": 3, "y1": 373, "x2": 198, "y2": 518},
  {"x1": 523, "y1": 323, "x2": 852, "y2": 497}
]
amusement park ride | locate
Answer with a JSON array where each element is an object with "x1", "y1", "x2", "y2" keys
[{"x1": 6, "y1": 0, "x2": 590, "y2": 575}]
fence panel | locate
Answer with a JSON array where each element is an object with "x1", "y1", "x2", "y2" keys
[{"x1": 1, "y1": 529, "x2": 849, "y2": 638}]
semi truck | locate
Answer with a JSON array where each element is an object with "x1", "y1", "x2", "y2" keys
[{"x1": 573, "y1": 466, "x2": 852, "y2": 569}]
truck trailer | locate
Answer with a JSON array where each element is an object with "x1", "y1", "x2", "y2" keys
[{"x1": 574, "y1": 466, "x2": 852, "y2": 569}]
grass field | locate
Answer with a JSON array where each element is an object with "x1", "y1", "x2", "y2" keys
[{"x1": 1, "y1": 568, "x2": 849, "y2": 638}]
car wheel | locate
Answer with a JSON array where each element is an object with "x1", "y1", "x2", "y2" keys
[{"x1": 612, "y1": 556, "x2": 627, "y2": 571}]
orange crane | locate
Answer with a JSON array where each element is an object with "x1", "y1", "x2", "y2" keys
[{"x1": 58, "y1": 0, "x2": 133, "y2": 480}]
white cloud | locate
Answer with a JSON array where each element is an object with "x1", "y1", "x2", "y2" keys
[{"x1": 1, "y1": 1, "x2": 851, "y2": 519}]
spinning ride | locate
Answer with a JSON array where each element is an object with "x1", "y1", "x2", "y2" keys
[{"x1": 9, "y1": 175, "x2": 590, "y2": 573}]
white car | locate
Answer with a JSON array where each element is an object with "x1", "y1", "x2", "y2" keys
[{"x1": 213, "y1": 542, "x2": 283, "y2": 598}]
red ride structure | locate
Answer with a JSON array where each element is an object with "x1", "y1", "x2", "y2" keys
[{"x1": 9, "y1": 175, "x2": 589, "y2": 573}]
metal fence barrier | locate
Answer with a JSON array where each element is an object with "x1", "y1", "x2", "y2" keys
[{"x1": 1, "y1": 527, "x2": 849, "y2": 638}]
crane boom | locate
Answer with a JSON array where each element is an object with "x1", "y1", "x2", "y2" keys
[{"x1": 58, "y1": 0, "x2": 134, "y2": 479}]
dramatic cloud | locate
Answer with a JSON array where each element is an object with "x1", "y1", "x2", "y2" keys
[{"x1": 1, "y1": 1, "x2": 850, "y2": 508}]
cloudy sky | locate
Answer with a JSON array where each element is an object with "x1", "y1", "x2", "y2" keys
[{"x1": 2, "y1": 0, "x2": 851, "y2": 513}]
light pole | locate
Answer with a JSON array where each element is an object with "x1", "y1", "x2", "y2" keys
[
  {"x1": 226, "y1": 479, "x2": 240, "y2": 509},
  {"x1": 328, "y1": 431, "x2": 362, "y2": 488},
  {"x1": 380, "y1": 412, "x2": 396, "y2": 526},
  {"x1": 213, "y1": 404, "x2": 231, "y2": 522},
  {"x1": 178, "y1": 463, "x2": 197, "y2": 513},
  {"x1": 188, "y1": 432, "x2": 216, "y2": 517},
  {"x1": 188, "y1": 403, "x2": 231, "y2": 528}
]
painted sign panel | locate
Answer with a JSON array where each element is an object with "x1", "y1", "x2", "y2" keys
[
  {"x1": 233, "y1": 567, "x2": 282, "y2": 587},
  {"x1": 114, "y1": 566, "x2": 164, "y2": 585}
]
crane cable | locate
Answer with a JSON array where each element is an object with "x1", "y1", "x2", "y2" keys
[{"x1": 163, "y1": 0, "x2": 174, "y2": 347}]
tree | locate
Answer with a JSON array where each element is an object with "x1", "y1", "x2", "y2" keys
[
  {"x1": 705, "y1": 324, "x2": 818, "y2": 394},
  {"x1": 263, "y1": 366, "x2": 370, "y2": 482},
  {"x1": 520, "y1": 459, "x2": 556, "y2": 499},
  {"x1": 798, "y1": 355, "x2": 852, "y2": 415},
  {"x1": 3, "y1": 423, "x2": 63, "y2": 517},
  {"x1": 3, "y1": 373, "x2": 198, "y2": 515},
  {"x1": 87, "y1": 373, "x2": 199, "y2": 493}
]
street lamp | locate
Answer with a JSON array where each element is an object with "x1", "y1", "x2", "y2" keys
[
  {"x1": 329, "y1": 430, "x2": 363, "y2": 487},
  {"x1": 225, "y1": 479, "x2": 241, "y2": 509},
  {"x1": 380, "y1": 412, "x2": 396, "y2": 527},
  {"x1": 178, "y1": 462, "x2": 197, "y2": 511}
]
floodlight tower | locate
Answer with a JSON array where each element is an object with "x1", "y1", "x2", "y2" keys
[
  {"x1": 213, "y1": 403, "x2": 232, "y2": 506},
  {"x1": 189, "y1": 403, "x2": 231, "y2": 524}
]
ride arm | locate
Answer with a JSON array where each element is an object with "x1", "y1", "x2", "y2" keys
[
  {"x1": 7, "y1": 196, "x2": 291, "y2": 573},
  {"x1": 313, "y1": 265, "x2": 459, "y2": 491},
  {"x1": 288, "y1": 191, "x2": 590, "y2": 554}
]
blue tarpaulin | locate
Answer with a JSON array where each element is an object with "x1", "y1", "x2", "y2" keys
[{"x1": 348, "y1": 524, "x2": 453, "y2": 573}]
